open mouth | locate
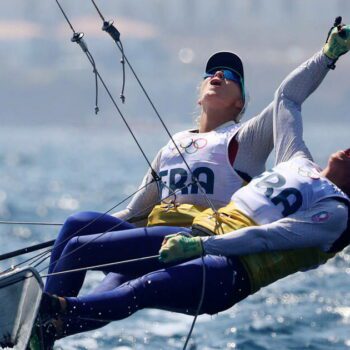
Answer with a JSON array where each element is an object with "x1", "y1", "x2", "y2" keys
[{"x1": 210, "y1": 78, "x2": 222, "y2": 86}]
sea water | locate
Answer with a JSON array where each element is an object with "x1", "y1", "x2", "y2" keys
[{"x1": 0, "y1": 122, "x2": 350, "y2": 350}]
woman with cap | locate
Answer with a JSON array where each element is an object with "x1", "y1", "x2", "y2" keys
[
  {"x1": 45, "y1": 22, "x2": 339, "y2": 308},
  {"x1": 29, "y1": 24, "x2": 350, "y2": 349}
]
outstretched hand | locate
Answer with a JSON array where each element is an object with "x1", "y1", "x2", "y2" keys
[
  {"x1": 324, "y1": 21, "x2": 350, "y2": 60},
  {"x1": 159, "y1": 233, "x2": 203, "y2": 263}
]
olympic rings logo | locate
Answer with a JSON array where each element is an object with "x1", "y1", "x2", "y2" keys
[{"x1": 169, "y1": 137, "x2": 208, "y2": 154}]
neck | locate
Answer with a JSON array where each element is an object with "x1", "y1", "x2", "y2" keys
[
  {"x1": 320, "y1": 166, "x2": 333, "y2": 182},
  {"x1": 199, "y1": 107, "x2": 238, "y2": 133},
  {"x1": 320, "y1": 166, "x2": 348, "y2": 194}
]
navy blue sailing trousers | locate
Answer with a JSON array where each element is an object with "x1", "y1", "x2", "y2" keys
[{"x1": 45, "y1": 212, "x2": 250, "y2": 337}]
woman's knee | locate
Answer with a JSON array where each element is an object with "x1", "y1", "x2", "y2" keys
[
  {"x1": 60, "y1": 211, "x2": 100, "y2": 239},
  {"x1": 63, "y1": 236, "x2": 82, "y2": 255},
  {"x1": 64, "y1": 211, "x2": 99, "y2": 227}
]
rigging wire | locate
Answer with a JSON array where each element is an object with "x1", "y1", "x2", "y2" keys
[
  {"x1": 41, "y1": 254, "x2": 160, "y2": 278},
  {"x1": 54, "y1": 5, "x2": 220, "y2": 295},
  {"x1": 0, "y1": 179, "x2": 191, "y2": 275},
  {"x1": 86, "y1": 6, "x2": 215, "y2": 342},
  {"x1": 5, "y1": 2, "x2": 214, "y2": 348},
  {"x1": 55, "y1": 0, "x2": 157, "y2": 180},
  {"x1": 183, "y1": 255, "x2": 206, "y2": 350},
  {"x1": 89, "y1": 0, "x2": 219, "y2": 216},
  {"x1": 90, "y1": 0, "x2": 126, "y2": 103},
  {"x1": 118, "y1": 39, "x2": 126, "y2": 103},
  {"x1": 27, "y1": 0, "x2": 213, "y2": 280},
  {"x1": 0, "y1": 169, "x2": 192, "y2": 274},
  {"x1": 35, "y1": 182, "x2": 193, "y2": 274},
  {"x1": 1, "y1": 178, "x2": 157, "y2": 272},
  {"x1": 55, "y1": 0, "x2": 100, "y2": 114},
  {"x1": 0, "y1": 221, "x2": 62, "y2": 226},
  {"x1": 26, "y1": 250, "x2": 53, "y2": 269}
]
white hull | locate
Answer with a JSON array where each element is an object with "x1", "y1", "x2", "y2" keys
[{"x1": 0, "y1": 267, "x2": 43, "y2": 350}]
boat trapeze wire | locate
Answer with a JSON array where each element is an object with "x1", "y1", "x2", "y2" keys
[
  {"x1": 88, "y1": 0, "x2": 219, "y2": 216},
  {"x1": 41, "y1": 254, "x2": 160, "y2": 277}
]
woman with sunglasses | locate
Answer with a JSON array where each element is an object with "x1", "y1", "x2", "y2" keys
[{"x1": 29, "y1": 24, "x2": 350, "y2": 350}]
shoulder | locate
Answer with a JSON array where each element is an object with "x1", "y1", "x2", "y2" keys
[
  {"x1": 236, "y1": 102, "x2": 274, "y2": 132},
  {"x1": 172, "y1": 129, "x2": 195, "y2": 138},
  {"x1": 213, "y1": 121, "x2": 241, "y2": 135},
  {"x1": 287, "y1": 199, "x2": 348, "y2": 250}
]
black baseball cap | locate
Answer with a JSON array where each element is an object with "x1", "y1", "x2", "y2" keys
[
  {"x1": 205, "y1": 51, "x2": 244, "y2": 81},
  {"x1": 205, "y1": 51, "x2": 245, "y2": 100}
]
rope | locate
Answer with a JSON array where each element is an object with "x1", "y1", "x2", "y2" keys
[
  {"x1": 36, "y1": 181, "x2": 193, "y2": 274},
  {"x1": 10, "y1": 2, "x2": 217, "y2": 348},
  {"x1": 0, "y1": 173, "x2": 191, "y2": 274},
  {"x1": 41, "y1": 254, "x2": 159, "y2": 278},
  {"x1": 55, "y1": 0, "x2": 160, "y2": 184},
  {"x1": 0, "y1": 221, "x2": 62, "y2": 226},
  {"x1": 90, "y1": 1, "x2": 218, "y2": 215},
  {"x1": 183, "y1": 255, "x2": 206, "y2": 350},
  {"x1": 1, "y1": 178, "x2": 157, "y2": 272}
]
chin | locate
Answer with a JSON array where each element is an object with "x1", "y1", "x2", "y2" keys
[{"x1": 201, "y1": 95, "x2": 221, "y2": 106}]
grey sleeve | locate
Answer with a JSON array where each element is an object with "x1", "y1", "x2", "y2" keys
[
  {"x1": 273, "y1": 50, "x2": 332, "y2": 164},
  {"x1": 236, "y1": 51, "x2": 333, "y2": 172},
  {"x1": 112, "y1": 150, "x2": 162, "y2": 221},
  {"x1": 202, "y1": 199, "x2": 348, "y2": 256},
  {"x1": 234, "y1": 102, "x2": 274, "y2": 177}
]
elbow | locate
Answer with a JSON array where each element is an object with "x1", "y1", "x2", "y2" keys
[
  {"x1": 274, "y1": 92, "x2": 301, "y2": 114},
  {"x1": 274, "y1": 84, "x2": 284, "y2": 100},
  {"x1": 274, "y1": 85, "x2": 303, "y2": 109},
  {"x1": 274, "y1": 89, "x2": 290, "y2": 108},
  {"x1": 256, "y1": 235, "x2": 271, "y2": 253},
  {"x1": 253, "y1": 229, "x2": 272, "y2": 253},
  {"x1": 274, "y1": 86, "x2": 283, "y2": 102}
]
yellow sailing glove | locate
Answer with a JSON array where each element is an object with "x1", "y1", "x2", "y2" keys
[
  {"x1": 159, "y1": 233, "x2": 203, "y2": 263},
  {"x1": 323, "y1": 24, "x2": 350, "y2": 60}
]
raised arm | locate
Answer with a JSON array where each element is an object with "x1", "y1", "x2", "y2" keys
[
  {"x1": 273, "y1": 50, "x2": 331, "y2": 164},
  {"x1": 235, "y1": 50, "x2": 331, "y2": 176},
  {"x1": 273, "y1": 21, "x2": 350, "y2": 164}
]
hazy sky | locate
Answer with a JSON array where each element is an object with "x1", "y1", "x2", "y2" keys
[{"x1": 1, "y1": 0, "x2": 350, "y2": 132}]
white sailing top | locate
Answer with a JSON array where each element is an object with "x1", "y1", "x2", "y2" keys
[
  {"x1": 157, "y1": 123, "x2": 242, "y2": 208},
  {"x1": 233, "y1": 157, "x2": 348, "y2": 226}
]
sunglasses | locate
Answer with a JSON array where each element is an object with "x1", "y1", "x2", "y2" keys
[
  {"x1": 203, "y1": 69, "x2": 245, "y2": 102},
  {"x1": 203, "y1": 69, "x2": 241, "y2": 84}
]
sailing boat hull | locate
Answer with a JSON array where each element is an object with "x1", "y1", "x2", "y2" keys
[{"x1": 0, "y1": 267, "x2": 43, "y2": 350}]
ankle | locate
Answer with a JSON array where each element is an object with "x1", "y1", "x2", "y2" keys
[{"x1": 58, "y1": 296, "x2": 67, "y2": 313}]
